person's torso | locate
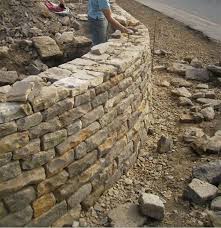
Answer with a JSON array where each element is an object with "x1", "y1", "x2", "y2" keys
[{"x1": 88, "y1": 0, "x2": 110, "y2": 19}]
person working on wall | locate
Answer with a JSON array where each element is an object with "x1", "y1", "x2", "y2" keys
[{"x1": 88, "y1": 0, "x2": 133, "y2": 45}]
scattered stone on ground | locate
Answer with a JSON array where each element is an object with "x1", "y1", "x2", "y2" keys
[
  {"x1": 107, "y1": 203, "x2": 146, "y2": 227},
  {"x1": 211, "y1": 196, "x2": 221, "y2": 211},
  {"x1": 171, "y1": 87, "x2": 192, "y2": 98},
  {"x1": 157, "y1": 135, "x2": 173, "y2": 153},
  {"x1": 139, "y1": 193, "x2": 165, "y2": 220},
  {"x1": 184, "y1": 178, "x2": 218, "y2": 205},
  {"x1": 185, "y1": 68, "x2": 210, "y2": 82}
]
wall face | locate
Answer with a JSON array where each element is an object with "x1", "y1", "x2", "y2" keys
[{"x1": 0, "y1": 4, "x2": 152, "y2": 227}]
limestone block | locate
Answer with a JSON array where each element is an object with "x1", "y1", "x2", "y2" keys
[
  {"x1": 0, "y1": 205, "x2": 33, "y2": 227},
  {"x1": 98, "y1": 133, "x2": 117, "y2": 157},
  {"x1": 46, "y1": 149, "x2": 75, "y2": 176},
  {"x1": 0, "y1": 167, "x2": 45, "y2": 197},
  {"x1": 99, "y1": 108, "x2": 118, "y2": 127},
  {"x1": 0, "y1": 102, "x2": 32, "y2": 124},
  {"x1": 105, "y1": 92, "x2": 125, "y2": 112},
  {"x1": 91, "y1": 42, "x2": 111, "y2": 55},
  {"x1": 81, "y1": 105, "x2": 104, "y2": 127},
  {"x1": 0, "y1": 85, "x2": 11, "y2": 102},
  {"x1": 67, "y1": 120, "x2": 82, "y2": 136},
  {"x1": 29, "y1": 117, "x2": 62, "y2": 139},
  {"x1": 13, "y1": 139, "x2": 41, "y2": 160},
  {"x1": 82, "y1": 185, "x2": 105, "y2": 210},
  {"x1": 75, "y1": 89, "x2": 95, "y2": 107},
  {"x1": 72, "y1": 36, "x2": 92, "y2": 47},
  {"x1": 6, "y1": 81, "x2": 36, "y2": 102},
  {"x1": 4, "y1": 186, "x2": 36, "y2": 212},
  {"x1": 55, "y1": 178, "x2": 79, "y2": 202},
  {"x1": 42, "y1": 129, "x2": 67, "y2": 150},
  {"x1": 59, "y1": 103, "x2": 92, "y2": 127},
  {"x1": 22, "y1": 149, "x2": 55, "y2": 170},
  {"x1": 67, "y1": 183, "x2": 92, "y2": 208},
  {"x1": 138, "y1": 193, "x2": 165, "y2": 220},
  {"x1": 40, "y1": 67, "x2": 72, "y2": 83},
  {"x1": 79, "y1": 161, "x2": 102, "y2": 184},
  {"x1": 33, "y1": 36, "x2": 63, "y2": 60},
  {"x1": 67, "y1": 150, "x2": 98, "y2": 178},
  {"x1": 75, "y1": 142, "x2": 87, "y2": 159},
  {"x1": 69, "y1": 58, "x2": 96, "y2": 66},
  {"x1": 52, "y1": 204, "x2": 81, "y2": 227},
  {"x1": 185, "y1": 178, "x2": 218, "y2": 204},
  {"x1": 0, "y1": 153, "x2": 12, "y2": 167},
  {"x1": 0, "y1": 121, "x2": 17, "y2": 138},
  {"x1": 33, "y1": 193, "x2": 56, "y2": 218},
  {"x1": 0, "y1": 70, "x2": 18, "y2": 86},
  {"x1": 16, "y1": 112, "x2": 42, "y2": 131},
  {"x1": 27, "y1": 201, "x2": 67, "y2": 227},
  {"x1": 30, "y1": 86, "x2": 69, "y2": 112},
  {"x1": 0, "y1": 161, "x2": 21, "y2": 182},
  {"x1": 42, "y1": 98, "x2": 74, "y2": 121},
  {"x1": 92, "y1": 91, "x2": 108, "y2": 108},
  {"x1": 85, "y1": 128, "x2": 108, "y2": 152},
  {"x1": 0, "y1": 131, "x2": 29, "y2": 154},
  {"x1": 56, "y1": 122, "x2": 100, "y2": 155},
  {"x1": 37, "y1": 170, "x2": 68, "y2": 196}
]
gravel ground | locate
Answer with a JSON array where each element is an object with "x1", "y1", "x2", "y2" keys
[{"x1": 80, "y1": 0, "x2": 221, "y2": 226}]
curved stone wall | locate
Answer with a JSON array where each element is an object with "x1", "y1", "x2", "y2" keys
[{"x1": 0, "y1": 4, "x2": 152, "y2": 227}]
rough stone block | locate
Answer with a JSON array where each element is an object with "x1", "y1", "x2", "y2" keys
[
  {"x1": 0, "y1": 205, "x2": 33, "y2": 227},
  {"x1": 0, "y1": 167, "x2": 45, "y2": 198},
  {"x1": 6, "y1": 81, "x2": 36, "y2": 102},
  {"x1": 0, "y1": 102, "x2": 32, "y2": 124},
  {"x1": 0, "y1": 153, "x2": 12, "y2": 167},
  {"x1": 55, "y1": 178, "x2": 80, "y2": 202},
  {"x1": 99, "y1": 108, "x2": 117, "y2": 127},
  {"x1": 37, "y1": 170, "x2": 68, "y2": 196},
  {"x1": 98, "y1": 133, "x2": 117, "y2": 157},
  {"x1": 13, "y1": 139, "x2": 41, "y2": 160},
  {"x1": 104, "y1": 92, "x2": 125, "y2": 112},
  {"x1": 0, "y1": 131, "x2": 29, "y2": 154},
  {"x1": 30, "y1": 86, "x2": 69, "y2": 112},
  {"x1": 27, "y1": 201, "x2": 67, "y2": 227},
  {"x1": 67, "y1": 150, "x2": 98, "y2": 178},
  {"x1": 0, "y1": 85, "x2": 11, "y2": 102},
  {"x1": 85, "y1": 128, "x2": 108, "y2": 152},
  {"x1": 42, "y1": 129, "x2": 67, "y2": 150},
  {"x1": 33, "y1": 36, "x2": 63, "y2": 60},
  {"x1": 108, "y1": 203, "x2": 146, "y2": 227},
  {"x1": 81, "y1": 105, "x2": 104, "y2": 128},
  {"x1": 16, "y1": 112, "x2": 42, "y2": 131},
  {"x1": 138, "y1": 193, "x2": 165, "y2": 220},
  {"x1": 52, "y1": 204, "x2": 81, "y2": 227},
  {"x1": 75, "y1": 142, "x2": 87, "y2": 159},
  {"x1": 56, "y1": 122, "x2": 100, "y2": 155},
  {"x1": 67, "y1": 183, "x2": 92, "y2": 208},
  {"x1": 185, "y1": 178, "x2": 218, "y2": 204},
  {"x1": 59, "y1": 103, "x2": 92, "y2": 127},
  {"x1": 0, "y1": 161, "x2": 21, "y2": 182},
  {"x1": 29, "y1": 117, "x2": 62, "y2": 139},
  {"x1": 22, "y1": 149, "x2": 55, "y2": 170},
  {"x1": 4, "y1": 186, "x2": 36, "y2": 212},
  {"x1": 74, "y1": 89, "x2": 95, "y2": 106},
  {"x1": 92, "y1": 91, "x2": 108, "y2": 108},
  {"x1": 79, "y1": 161, "x2": 103, "y2": 184},
  {"x1": 33, "y1": 193, "x2": 56, "y2": 218},
  {"x1": 0, "y1": 70, "x2": 18, "y2": 86},
  {"x1": 67, "y1": 120, "x2": 82, "y2": 136},
  {"x1": 42, "y1": 98, "x2": 74, "y2": 121},
  {"x1": 46, "y1": 149, "x2": 75, "y2": 176},
  {"x1": 0, "y1": 121, "x2": 17, "y2": 138}
]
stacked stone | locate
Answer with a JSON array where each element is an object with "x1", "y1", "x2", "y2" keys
[{"x1": 0, "y1": 7, "x2": 151, "y2": 227}]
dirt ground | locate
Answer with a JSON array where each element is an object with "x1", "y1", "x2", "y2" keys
[{"x1": 79, "y1": 0, "x2": 221, "y2": 227}]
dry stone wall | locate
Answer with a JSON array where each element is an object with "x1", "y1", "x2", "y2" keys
[{"x1": 0, "y1": 4, "x2": 152, "y2": 227}]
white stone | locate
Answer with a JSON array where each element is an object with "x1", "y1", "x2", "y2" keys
[
  {"x1": 138, "y1": 193, "x2": 165, "y2": 220},
  {"x1": 91, "y1": 43, "x2": 110, "y2": 55}
]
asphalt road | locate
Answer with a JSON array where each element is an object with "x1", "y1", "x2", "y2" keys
[{"x1": 136, "y1": 0, "x2": 221, "y2": 41}]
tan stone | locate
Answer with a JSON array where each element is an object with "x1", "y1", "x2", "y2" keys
[
  {"x1": 0, "y1": 167, "x2": 45, "y2": 197},
  {"x1": 37, "y1": 170, "x2": 68, "y2": 196},
  {"x1": 0, "y1": 132, "x2": 29, "y2": 154},
  {"x1": 33, "y1": 193, "x2": 56, "y2": 218}
]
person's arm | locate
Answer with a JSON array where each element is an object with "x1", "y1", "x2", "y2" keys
[{"x1": 102, "y1": 8, "x2": 133, "y2": 34}]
